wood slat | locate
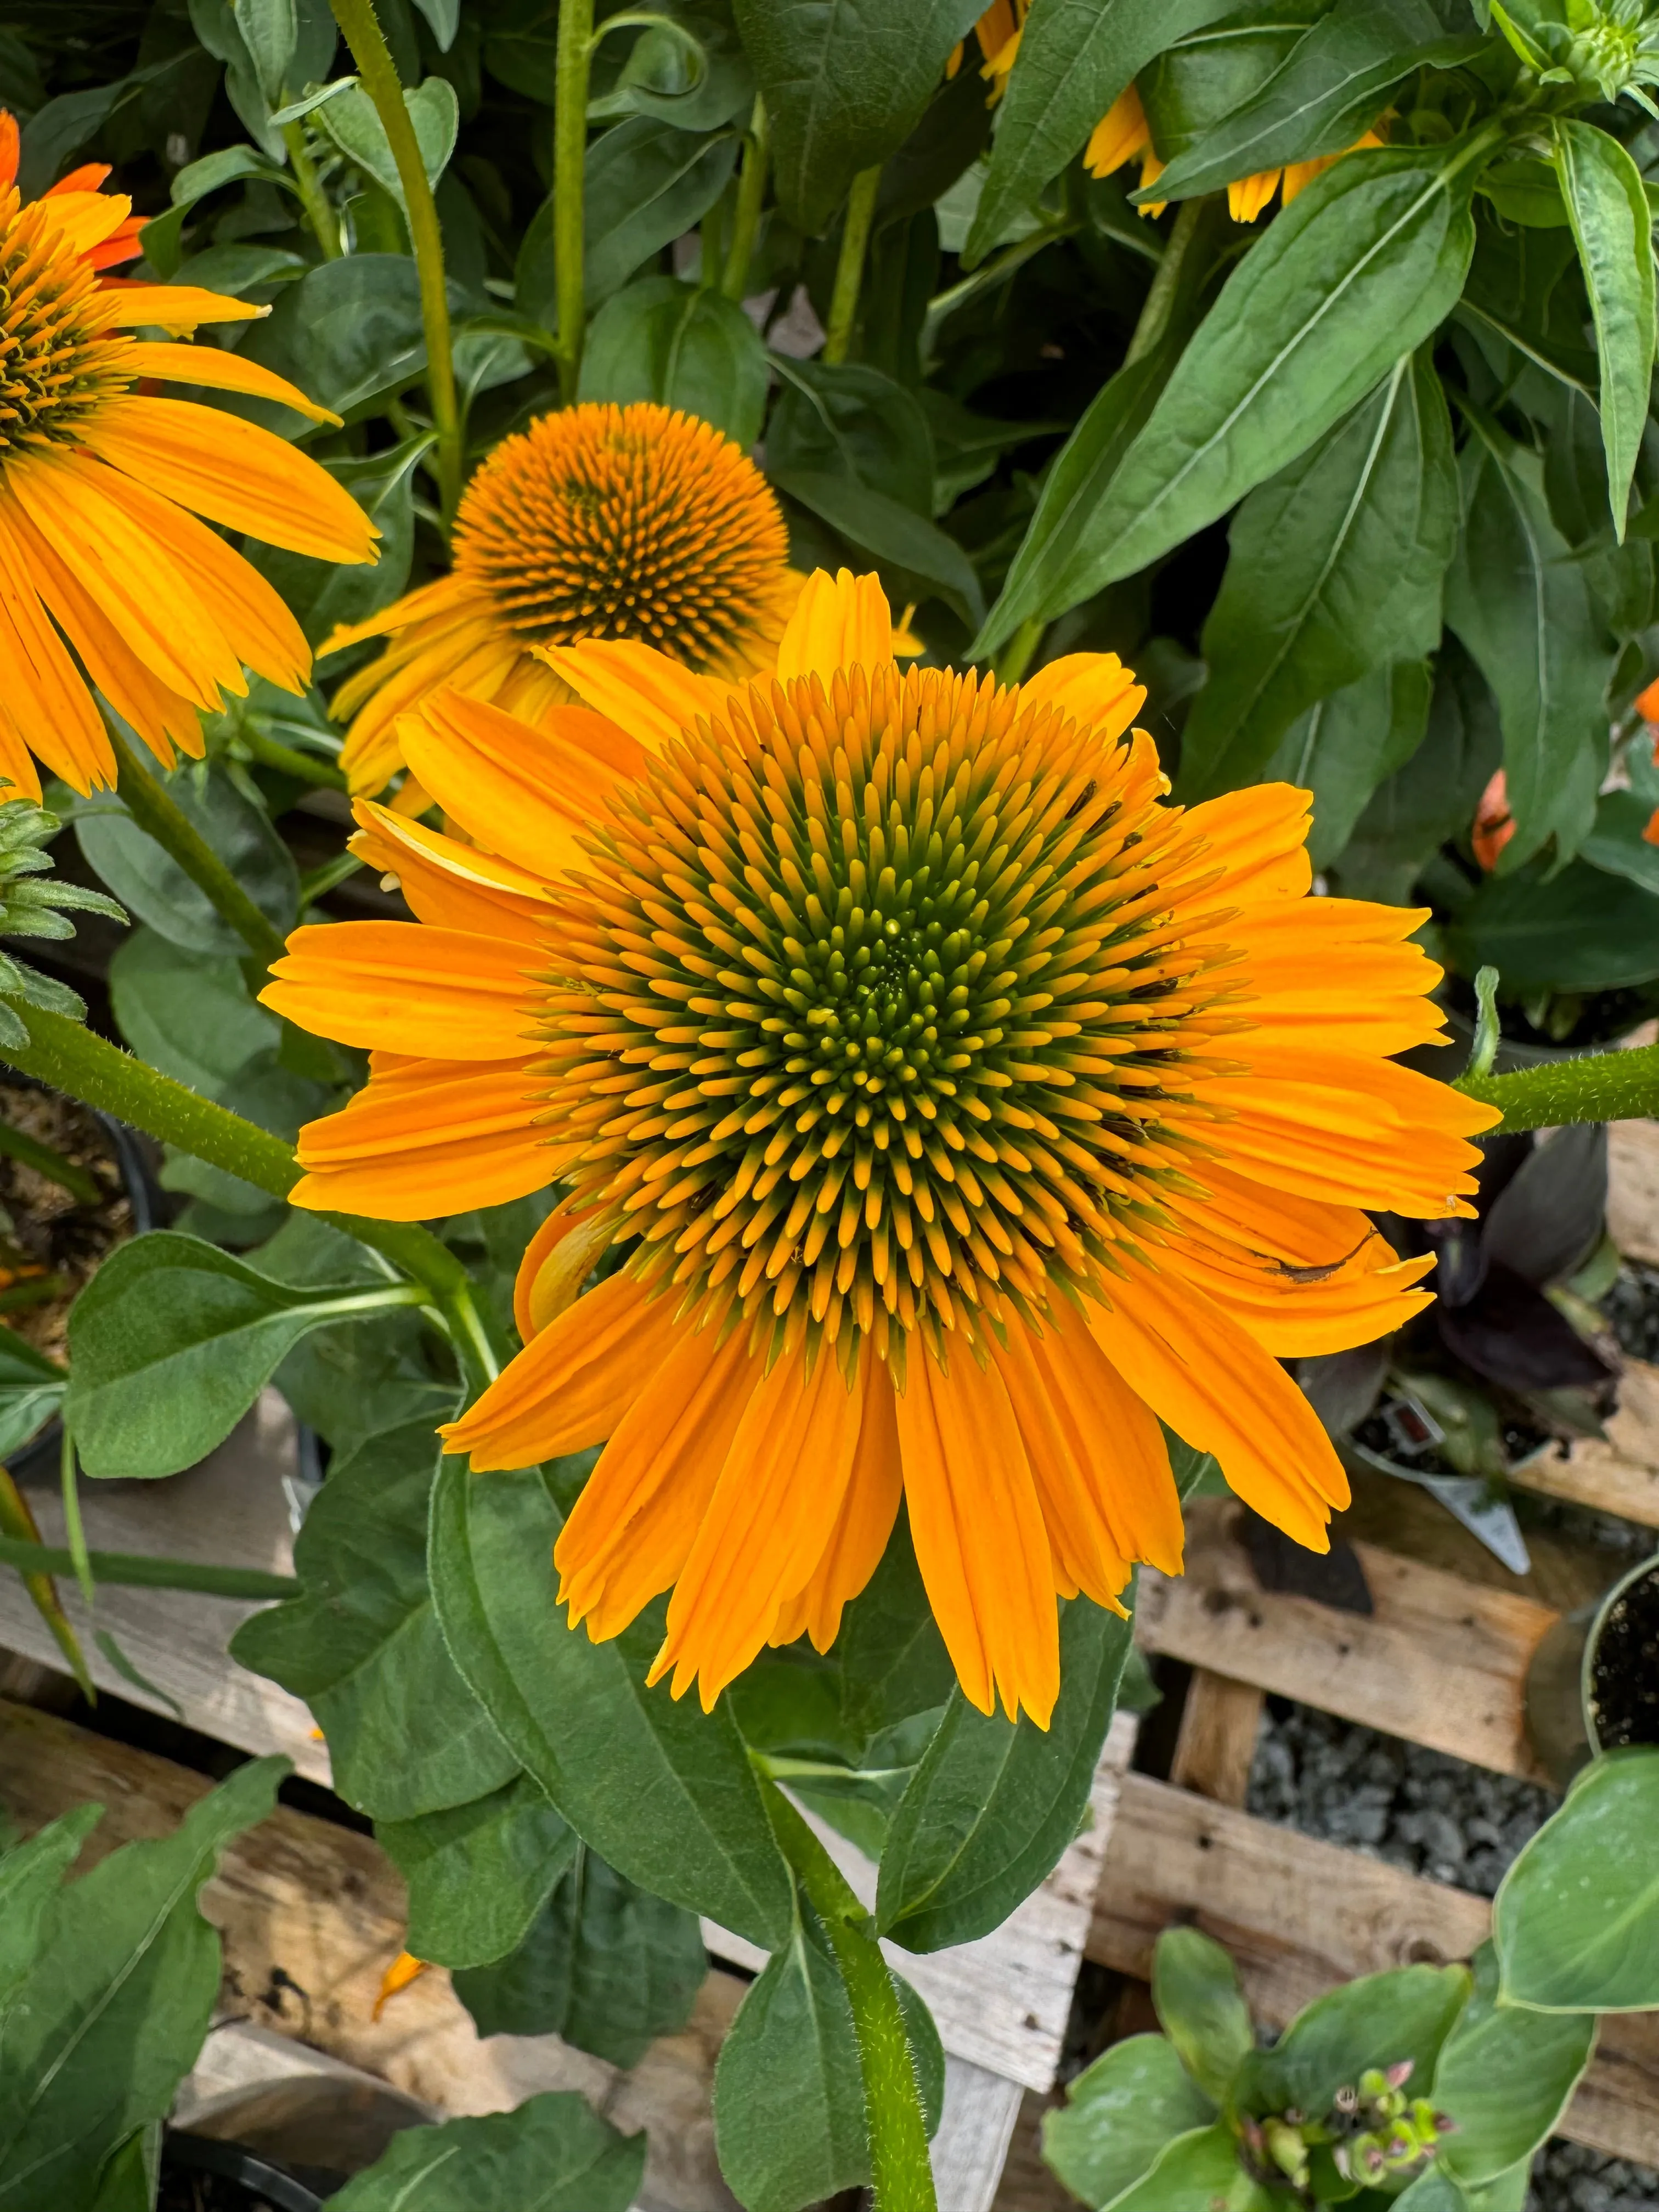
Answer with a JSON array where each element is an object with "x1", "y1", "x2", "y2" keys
[
  {"x1": 1088, "y1": 1773, "x2": 1659, "y2": 2168},
  {"x1": 1169, "y1": 1672, "x2": 1264, "y2": 1807},
  {"x1": 1609, "y1": 1120, "x2": 1659, "y2": 1269},
  {"x1": 1138, "y1": 1501, "x2": 1559, "y2": 1780}
]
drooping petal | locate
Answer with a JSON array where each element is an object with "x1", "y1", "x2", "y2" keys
[
  {"x1": 120, "y1": 341, "x2": 341, "y2": 425},
  {"x1": 290, "y1": 1059, "x2": 550, "y2": 1218},
  {"x1": 539, "y1": 637, "x2": 727, "y2": 752},
  {"x1": 769, "y1": 1357, "x2": 904, "y2": 1652},
  {"x1": 514, "y1": 1199, "x2": 614, "y2": 1340},
  {"x1": 261, "y1": 922, "x2": 537, "y2": 1059},
  {"x1": 775, "y1": 567, "x2": 893, "y2": 681},
  {"x1": 349, "y1": 802, "x2": 555, "y2": 940}
]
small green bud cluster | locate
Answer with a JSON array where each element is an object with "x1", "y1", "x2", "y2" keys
[
  {"x1": 1331, "y1": 2063, "x2": 1456, "y2": 2186},
  {"x1": 0, "y1": 799, "x2": 126, "y2": 1048},
  {"x1": 1494, "y1": 0, "x2": 1659, "y2": 114}
]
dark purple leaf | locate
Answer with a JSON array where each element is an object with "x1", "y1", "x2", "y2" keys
[
  {"x1": 1482, "y1": 1122, "x2": 1607, "y2": 1288},
  {"x1": 1435, "y1": 1265, "x2": 1612, "y2": 1391}
]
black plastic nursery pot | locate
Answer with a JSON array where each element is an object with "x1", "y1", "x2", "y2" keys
[{"x1": 1525, "y1": 1551, "x2": 1659, "y2": 1788}]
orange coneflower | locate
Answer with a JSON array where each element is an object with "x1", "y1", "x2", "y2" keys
[
  {"x1": 0, "y1": 112, "x2": 377, "y2": 797},
  {"x1": 323, "y1": 400, "x2": 802, "y2": 798},
  {"x1": 263, "y1": 571, "x2": 1496, "y2": 1727}
]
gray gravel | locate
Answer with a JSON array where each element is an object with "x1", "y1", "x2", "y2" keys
[{"x1": 1528, "y1": 2140, "x2": 1659, "y2": 2212}]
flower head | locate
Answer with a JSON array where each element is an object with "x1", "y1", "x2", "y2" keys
[
  {"x1": 0, "y1": 113, "x2": 377, "y2": 797},
  {"x1": 324, "y1": 400, "x2": 799, "y2": 797},
  {"x1": 265, "y1": 573, "x2": 1496, "y2": 1726}
]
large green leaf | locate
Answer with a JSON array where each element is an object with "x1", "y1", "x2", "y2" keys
[
  {"x1": 1033, "y1": 142, "x2": 1481, "y2": 613},
  {"x1": 0, "y1": 1760, "x2": 284, "y2": 2212},
  {"x1": 379, "y1": 1776, "x2": 577, "y2": 1972},
  {"x1": 66, "y1": 1233, "x2": 414, "y2": 1480},
  {"x1": 732, "y1": 0, "x2": 982, "y2": 234},
  {"x1": 0, "y1": 1331, "x2": 66, "y2": 1468},
  {"x1": 77, "y1": 763, "x2": 296, "y2": 960},
  {"x1": 313, "y1": 77, "x2": 459, "y2": 213},
  {"x1": 453, "y1": 1844, "x2": 706, "y2": 2067},
  {"x1": 1554, "y1": 119, "x2": 1656, "y2": 538},
  {"x1": 1180, "y1": 351, "x2": 1455, "y2": 798},
  {"x1": 578, "y1": 275, "x2": 769, "y2": 448},
  {"x1": 327, "y1": 2094, "x2": 645, "y2": 2212},
  {"x1": 1335, "y1": 637, "x2": 1501, "y2": 902},
  {"x1": 229, "y1": 256, "x2": 435, "y2": 427},
  {"x1": 518, "y1": 120, "x2": 737, "y2": 321},
  {"x1": 771, "y1": 469, "x2": 985, "y2": 627},
  {"x1": 1494, "y1": 1747, "x2": 1659, "y2": 2011},
  {"x1": 713, "y1": 1895, "x2": 944, "y2": 2212},
  {"x1": 1434, "y1": 1943, "x2": 1596, "y2": 2183},
  {"x1": 1145, "y1": 0, "x2": 1479, "y2": 207},
  {"x1": 1234, "y1": 1964, "x2": 1470, "y2": 2121},
  {"x1": 963, "y1": 0, "x2": 1241, "y2": 266},
  {"x1": 769, "y1": 357, "x2": 935, "y2": 516},
  {"x1": 1043, "y1": 2034, "x2": 1216, "y2": 2210},
  {"x1": 1443, "y1": 858, "x2": 1659, "y2": 995},
  {"x1": 428, "y1": 1458, "x2": 794, "y2": 1949},
  {"x1": 1262, "y1": 657, "x2": 1434, "y2": 869},
  {"x1": 1582, "y1": 788, "x2": 1659, "y2": 895},
  {"x1": 1097, "y1": 2124, "x2": 1277, "y2": 2212},
  {"x1": 0, "y1": 1809, "x2": 103, "y2": 2032},
  {"x1": 1153, "y1": 1929, "x2": 1255, "y2": 2106},
  {"x1": 1443, "y1": 432, "x2": 1612, "y2": 867},
  {"x1": 108, "y1": 930, "x2": 278, "y2": 1099},
  {"x1": 230, "y1": 1424, "x2": 516, "y2": 1823},
  {"x1": 876, "y1": 1588, "x2": 1133, "y2": 1951}
]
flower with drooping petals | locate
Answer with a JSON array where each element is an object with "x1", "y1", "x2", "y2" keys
[
  {"x1": 323, "y1": 400, "x2": 800, "y2": 798},
  {"x1": 263, "y1": 571, "x2": 1497, "y2": 1727},
  {"x1": 0, "y1": 112, "x2": 377, "y2": 797}
]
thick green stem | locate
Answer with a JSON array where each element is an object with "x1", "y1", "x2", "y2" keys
[
  {"x1": 995, "y1": 614, "x2": 1045, "y2": 688},
  {"x1": 0, "y1": 1466, "x2": 93, "y2": 1697},
  {"x1": 721, "y1": 97, "x2": 769, "y2": 302},
  {"x1": 553, "y1": 0, "x2": 597, "y2": 399},
  {"x1": 0, "y1": 1535, "x2": 298, "y2": 1601},
  {"x1": 822, "y1": 165, "x2": 882, "y2": 368},
  {"x1": 1456, "y1": 1043, "x2": 1659, "y2": 1133},
  {"x1": 1125, "y1": 195, "x2": 1204, "y2": 367},
  {"x1": 330, "y1": 0, "x2": 462, "y2": 525},
  {"x1": 106, "y1": 726, "x2": 287, "y2": 972},
  {"x1": 281, "y1": 122, "x2": 342, "y2": 259},
  {"x1": 761, "y1": 1782, "x2": 936, "y2": 2211},
  {"x1": 239, "y1": 724, "x2": 348, "y2": 792}
]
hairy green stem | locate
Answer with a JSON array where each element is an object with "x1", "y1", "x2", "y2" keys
[
  {"x1": 281, "y1": 122, "x2": 342, "y2": 259},
  {"x1": 107, "y1": 726, "x2": 288, "y2": 972},
  {"x1": 823, "y1": 165, "x2": 882, "y2": 368},
  {"x1": 238, "y1": 724, "x2": 348, "y2": 792},
  {"x1": 761, "y1": 1781, "x2": 936, "y2": 2211},
  {"x1": 329, "y1": 0, "x2": 462, "y2": 525},
  {"x1": 0, "y1": 1534, "x2": 299, "y2": 1601},
  {"x1": 1125, "y1": 195, "x2": 1204, "y2": 367},
  {"x1": 0, "y1": 1118, "x2": 100, "y2": 1206},
  {"x1": 0, "y1": 1465, "x2": 93, "y2": 1697},
  {"x1": 721, "y1": 97, "x2": 769, "y2": 302},
  {"x1": 1456, "y1": 1043, "x2": 1659, "y2": 1133},
  {"x1": 553, "y1": 0, "x2": 597, "y2": 399}
]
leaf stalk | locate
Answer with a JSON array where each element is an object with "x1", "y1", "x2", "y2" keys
[
  {"x1": 553, "y1": 0, "x2": 597, "y2": 399},
  {"x1": 823, "y1": 165, "x2": 882, "y2": 367}
]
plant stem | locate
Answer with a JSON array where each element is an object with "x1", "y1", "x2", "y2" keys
[
  {"x1": 281, "y1": 122, "x2": 342, "y2": 259},
  {"x1": 822, "y1": 165, "x2": 882, "y2": 367},
  {"x1": 298, "y1": 850, "x2": 366, "y2": 906},
  {"x1": 60, "y1": 1424, "x2": 93, "y2": 1609},
  {"x1": 239, "y1": 725, "x2": 348, "y2": 792},
  {"x1": 0, "y1": 1464, "x2": 93, "y2": 1697},
  {"x1": 721, "y1": 97, "x2": 769, "y2": 302},
  {"x1": 0, "y1": 1534, "x2": 299, "y2": 1601},
  {"x1": 760, "y1": 1780, "x2": 936, "y2": 2211},
  {"x1": 922, "y1": 222, "x2": 1077, "y2": 356},
  {"x1": 106, "y1": 725, "x2": 288, "y2": 972},
  {"x1": 0, "y1": 1118, "x2": 100, "y2": 1206},
  {"x1": 0, "y1": 1277, "x2": 66, "y2": 1316},
  {"x1": 995, "y1": 615, "x2": 1045, "y2": 688},
  {"x1": 552, "y1": 0, "x2": 597, "y2": 400},
  {"x1": 329, "y1": 0, "x2": 462, "y2": 526},
  {"x1": 1125, "y1": 194, "x2": 1204, "y2": 367},
  {"x1": 1456, "y1": 1043, "x2": 1659, "y2": 1133}
]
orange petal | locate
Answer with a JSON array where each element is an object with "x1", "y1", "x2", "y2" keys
[
  {"x1": 290, "y1": 1060, "x2": 550, "y2": 1219},
  {"x1": 1172, "y1": 782, "x2": 1314, "y2": 905},
  {"x1": 1084, "y1": 84, "x2": 1151, "y2": 178},
  {"x1": 349, "y1": 801, "x2": 554, "y2": 941},
  {"x1": 0, "y1": 507, "x2": 110, "y2": 794},
  {"x1": 514, "y1": 1198, "x2": 614, "y2": 1340},
  {"x1": 770, "y1": 1357, "x2": 904, "y2": 1653},
  {"x1": 374, "y1": 1951, "x2": 428, "y2": 2017},
  {"x1": 540, "y1": 637, "x2": 727, "y2": 753},
  {"x1": 261, "y1": 922, "x2": 535, "y2": 1059},
  {"x1": 1016, "y1": 652, "x2": 1146, "y2": 742},
  {"x1": 776, "y1": 568, "x2": 893, "y2": 682},
  {"x1": 93, "y1": 283, "x2": 265, "y2": 330},
  {"x1": 120, "y1": 341, "x2": 340, "y2": 426}
]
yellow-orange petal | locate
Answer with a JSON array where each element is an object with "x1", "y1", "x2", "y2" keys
[
  {"x1": 1084, "y1": 84, "x2": 1153, "y2": 178},
  {"x1": 290, "y1": 1060, "x2": 549, "y2": 1219},
  {"x1": 1017, "y1": 652, "x2": 1147, "y2": 742},
  {"x1": 0, "y1": 511, "x2": 112, "y2": 794},
  {"x1": 770, "y1": 1357, "x2": 904, "y2": 1654},
  {"x1": 349, "y1": 801, "x2": 553, "y2": 941},
  {"x1": 1172, "y1": 782, "x2": 1314, "y2": 905},
  {"x1": 93, "y1": 284, "x2": 265, "y2": 330},
  {"x1": 539, "y1": 637, "x2": 727, "y2": 753},
  {"x1": 514, "y1": 1198, "x2": 614, "y2": 1340},
  {"x1": 120, "y1": 341, "x2": 341, "y2": 426},
  {"x1": 261, "y1": 922, "x2": 535, "y2": 1059},
  {"x1": 775, "y1": 568, "x2": 895, "y2": 683},
  {"x1": 1228, "y1": 169, "x2": 1283, "y2": 222}
]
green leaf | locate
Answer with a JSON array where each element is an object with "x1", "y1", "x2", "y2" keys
[
  {"x1": 1582, "y1": 787, "x2": 1659, "y2": 894},
  {"x1": 1479, "y1": 155, "x2": 1571, "y2": 229},
  {"x1": 732, "y1": 0, "x2": 983, "y2": 235},
  {"x1": 772, "y1": 468, "x2": 986, "y2": 627},
  {"x1": 232, "y1": 0, "x2": 297, "y2": 106},
  {"x1": 428, "y1": 1458, "x2": 794, "y2": 1949},
  {"x1": 327, "y1": 2093, "x2": 646, "y2": 2212},
  {"x1": 314, "y1": 76, "x2": 459, "y2": 209},
  {"x1": 1043, "y1": 2034, "x2": 1217, "y2": 2210},
  {"x1": 1335, "y1": 638, "x2": 1501, "y2": 902},
  {"x1": 108, "y1": 932, "x2": 269, "y2": 1099},
  {"x1": 1144, "y1": 0, "x2": 1480, "y2": 208},
  {"x1": 1096, "y1": 2123, "x2": 1277, "y2": 2212},
  {"x1": 1180, "y1": 352, "x2": 1455, "y2": 799},
  {"x1": 713, "y1": 1895, "x2": 944, "y2": 2212},
  {"x1": 230, "y1": 1423, "x2": 517, "y2": 1823},
  {"x1": 875, "y1": 1589, "x2": 1133, "y2": 1951},
  {"x1": 246, "y1": 433, "x2": 424, "y2": 639},
  {"x1": 964, "y1": 0, "x2": 1241, "y2": 266},
  {"x1": 1262, "y1": 657, "x2": 1434, "y2": 870},
  {"x1": 1443, "y1": 855, "x2": 1659, "y2": 994},
  {"x1": 76, "y1": 763, "x2": 297, "y2": 960},
  {"x1": 769, "y1": 357, "x2": 935, "y2": 517},
  {"x1": 1553, "y1": 120, "x2": 1656, "y2": 538},
  {"x1": 579, "y1": 276, "x2": 769, "y2": 448},
  {"x1": 1494, "y1": 1746, "x2": 1659, "y2": 2011},
  {"x1": 1153, "y1": 1928, "x2": 1255, "y2": 2105},
  {"x1": 0, "y1": 1331, "x2": 65, "y2": 1466},
  {"x1": 0, "y1": 1808, "x2": 103, "y2": 2032},
  {"x1": 0, "y1": 1760, "x2": 284, "y2": 2212},
  {"x1": 1234, "y1": 1964, "x2": 1471, "y2": 2122},
  {"x1": 1038, "y1": 143, "x2": 1481, "y2": 613},
  {"x1": 454, "y1": 1844, "x2": 706, "y2": 2066},
  {"x1": 1434, "y1": 1943, "x2": 1596, "y2": 2184},
  {"x1": 590, "y1": 3, "x2": 755, "y2": 131},
  {"x1": 379, "y1": 1776, "x2": 577, "y2": 1971},
  {"x1": 66, "y1": 1233, "x2": 414, "y2": 1480},
  {"x1": 522, "y1": 119, "x2": 736, "y2": 314},
  {"x1": 231, "y1": 256, "x2": 433, "y2": 427},
  {"x1": 1443, "y1": 432, "x2": 1612, "y2": 868}
]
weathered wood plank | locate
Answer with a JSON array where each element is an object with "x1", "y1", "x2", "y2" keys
[
  {"x1": 1533, "y1": 1357, "x2": 1659, "y2": 1528},
  {"x1": 1169, "y1": 1671, "x2": 1263, "y2": 1807},
  {"x1": 1138, "y1": 1501, "x2": 1558, "y2": 1781},
  {"x1": 1088, "y1": 1774, "x2": 1659, "y2": 2167},
  {"x1": 1609, "y1": 1120, "x2": 1659, "y2": 1268}
]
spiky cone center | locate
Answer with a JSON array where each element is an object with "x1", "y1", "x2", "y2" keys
[
  {"x1": 451, "y1": 400, "x2": 792, "y2": 675},
  {"x1": 531, "y1": 661, "x2": 1251, "y2": 1383},
  {"x1": 0, "y1": 186, "x2": 132, "y2": 459}
]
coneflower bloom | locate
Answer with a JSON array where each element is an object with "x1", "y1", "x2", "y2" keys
[
  {"x1": 1085, "y1": 83, "x2": 1384, "y2": 221},
  {"x1": 264, "y1": 572, "x2": 1496, "y2": 1726},
  {"x1": 323, "y1": 401, "x2": 801, "y2": 797},
  {"x1": 0, "y1": 113, "x2": 377, "y2": 797}
]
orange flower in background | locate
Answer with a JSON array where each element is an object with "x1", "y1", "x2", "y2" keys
[
  {"x1": 264, "y1": 572, "x2": 1496, "y2": 1728},
  {"x1": 1082, "y1": 86, "x2": 1167, "y2": 215},
  {"x1": 1472, "y1": 768, "x2": 1516, "y2": 872},
  {"x1": 0, "y1": 112, "x2": 377, "y2": 797},
  {"x1": 324, "y1": 401, "x2": 801, "y2": 798}
]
